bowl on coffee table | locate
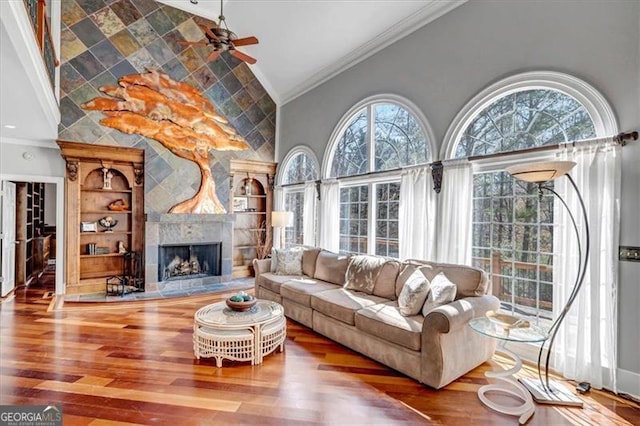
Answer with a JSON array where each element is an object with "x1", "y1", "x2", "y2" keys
[{"x1": 225, "y1": 293, "x2": 257, "y2": 311}]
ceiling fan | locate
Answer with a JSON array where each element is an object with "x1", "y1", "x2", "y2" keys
[{"x1": 180, "y1": 0, "x2": 259, "y2": 64}]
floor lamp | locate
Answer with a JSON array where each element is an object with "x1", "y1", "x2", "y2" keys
[
  {"x1": 272, "y1": 211, "x2": 293, "y2": 249},
  {"x1": 505, "y1": 160, "x2": 588, "y2": 407}
]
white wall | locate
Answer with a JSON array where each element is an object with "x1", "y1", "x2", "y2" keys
[
  {"x1": 0, "y1": 142, "x2": 65, "y2": 177},
  {"x1": 279, "y1": 0, "x2": 640, "y2": 381}
]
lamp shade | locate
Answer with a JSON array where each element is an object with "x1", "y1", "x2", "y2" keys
[
  {"x1": 272, "y1": 211, "x2": 293, "y2": 228},
  {"x1": 505, "y1": 160, "x2": 576, "y2": 183}
]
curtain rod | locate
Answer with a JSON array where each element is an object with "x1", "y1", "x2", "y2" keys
[
  {"x1": 465, "y1": 131, "x2": 637, "y2": 163},
  {"x1": 281, "y1": 131, "x2": 637, "y2": 188}
]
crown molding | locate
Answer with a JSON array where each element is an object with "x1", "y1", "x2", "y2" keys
[
  {"x1": 281, "y1": 0, "x2": 467, "y2": 105},
  {"x1": 0, "y1": 136, "x2": 59, "y2": 149}
]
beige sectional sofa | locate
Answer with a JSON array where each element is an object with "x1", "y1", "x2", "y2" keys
[{"x1": 253, "y1": 248, "x2": 499, "y2": 389}]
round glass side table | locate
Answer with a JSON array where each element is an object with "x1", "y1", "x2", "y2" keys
[{"x1": 469, "y1": 316, "x2": 548, "y2": 424}]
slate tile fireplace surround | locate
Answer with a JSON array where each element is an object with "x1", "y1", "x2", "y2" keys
[{"x1": 145, "y1": 214, "x2": 233, "y2": 292}]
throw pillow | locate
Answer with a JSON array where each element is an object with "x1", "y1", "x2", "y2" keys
[
  {"x1": 344, "y1": 255, "x2": 386, "y2": 294},
  {"x1": 422, "y1": 272, "x2": 457, "y2": 316},
  {"x1": 398, "y1": 269, "x2": 430, "y2": 316},
  {"x1": 270, "y1": 247, "x2": 278, "y2": 272},
  {"x1": 274, "y1": 247, "x2": 303, "y2": 275}
]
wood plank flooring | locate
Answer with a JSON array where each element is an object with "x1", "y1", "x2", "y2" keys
[{"x1": 1, "y1": 283, "x2": 638, "y2": 425}]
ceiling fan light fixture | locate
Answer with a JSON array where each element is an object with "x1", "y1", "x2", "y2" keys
[{"x1": 179, "y1": 0, "x2": 259, "y2": 64}]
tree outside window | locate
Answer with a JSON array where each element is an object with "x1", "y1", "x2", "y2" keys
[
  {"x1": 329, "y1": 101, "x2": 429, "y2": 256},
  {"x1": 455, "y1": 89, "x2": 596, "y2": 321}
]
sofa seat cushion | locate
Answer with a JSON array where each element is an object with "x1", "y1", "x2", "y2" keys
[
  {"x1": 259, "y1": 273, "x2": 305, "y2": 295},
  {"x1": 355, "y1": 301, "x2": 424, "y2": 351},
  {"x1": 311, "y1": 289, "x2": 387, "y2": 326},
  {"x1": 280, "y1": 279, "x2": 340, "y2": 307}
]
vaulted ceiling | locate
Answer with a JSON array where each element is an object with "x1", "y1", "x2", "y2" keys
[
  {"x1": 0, "y1": 0, "x2": 465, "y2": 143},
  {"x1": 158, "y1": 0, "x2": 466, "y2": 104}
]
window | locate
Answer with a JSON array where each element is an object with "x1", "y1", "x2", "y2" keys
[
  {"x1": 325, "y1": 96, "x2": 432, "y2": 256},
  {"x1": 278, "y1": 148, "x2": 319, "y2": 247},
  {"x1": 447, "y1": 72, "x2": 613, "y2": 323}
]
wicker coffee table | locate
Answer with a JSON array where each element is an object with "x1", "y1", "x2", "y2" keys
[{"x1": 193, "y1": 300, "x2": 286, "y2": 367}]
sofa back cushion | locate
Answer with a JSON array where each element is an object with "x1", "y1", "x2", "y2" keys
[
  {"x1": 314, "y1": 250, "x2": 350, "y2": 285},
  {"x1": 302, "y1": 248, "x2": 321, "y2": 277},
  {"x1": 410, "y1": 260, "x2": 489, "y2": 298},
  {"x1": 372, "y1": 260, "x2": 401, "y2": 300},
  {"x1": 344, "y1": 255, "x2": 386, "y2": 294}
]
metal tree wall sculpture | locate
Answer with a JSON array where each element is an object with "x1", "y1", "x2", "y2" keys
[{"x1": 83, "y1": 68, "x2": 249, "y2": 214}]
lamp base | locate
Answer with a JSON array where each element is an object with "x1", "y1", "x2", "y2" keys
[{"x1": 518, "y1": 378, "x2": 583, "y2": 407}]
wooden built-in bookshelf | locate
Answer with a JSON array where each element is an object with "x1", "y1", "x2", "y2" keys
[{"x1": 58, "y1": 141, "x2": 144, "y2": 295}]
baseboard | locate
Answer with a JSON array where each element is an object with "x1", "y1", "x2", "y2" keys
[{"x1": 617, "y1": 368, "x2": 640, "y2": 401}]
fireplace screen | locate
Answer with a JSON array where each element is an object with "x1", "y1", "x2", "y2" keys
[{"x1": 159, "y1": 243, "x2": 221, "y2": 281}]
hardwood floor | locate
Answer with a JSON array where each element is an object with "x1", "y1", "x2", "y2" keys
[{"x1": 1, "y1": 284, "x2": 638, "y2": 425}]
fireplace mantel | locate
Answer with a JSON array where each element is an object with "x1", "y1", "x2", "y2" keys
[{"x1": 145, "y1": 214, "x2": 234, "y2": 291}]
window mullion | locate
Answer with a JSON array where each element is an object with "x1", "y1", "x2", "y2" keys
[{"x1": 368, "y1": 182, "x2": 375, "y2": 255}]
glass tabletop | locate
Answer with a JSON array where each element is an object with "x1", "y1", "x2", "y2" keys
[
  {"x1": 469, "y1": 316, "x2": 548, "y2": 343},
  {"x1": 196, "y1": 300, "x2": 283, "y2": 326}
]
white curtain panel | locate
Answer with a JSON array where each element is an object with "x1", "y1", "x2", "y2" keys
[
  {"x1": 273, "y1": 187, "x2": 284, "y2": 249},
  {"x1": 399, "y1": 167, "x2": 436, "y2": 261},
  {"x1": 303, "y1": 182, "x2": 317, "y2": 247},
  {"x1": 319, "y1": 180, "x2": 340, "y2": 252},
  {"x1": 552, "y1": 143, "x2": 620, "y2": 391},
  {"x1": 436, "y1": 161, "x2": 473, "y2": 265}
]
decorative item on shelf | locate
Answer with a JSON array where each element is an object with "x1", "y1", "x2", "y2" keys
[
  {"x1": 226, "y1": 291, "x2": 257, "y2": 311},
  {"x1": 118, "y1": 241, "x2": 127, "y2": 254},
  {"x1": 108, "y1": 199, "x2": 129, "y2": 211},
  {"x1": 95, "y1": 246, "x2": 110, "y2": 255},
  {"x1": 81, "y1": 221, "x2": 98, "y2": 232},
  {"x1": 272, "y1": 211, "x2": 293, "y2": 249},
  {"x1": 505, "y1": 160, "x2": 587, "y2": 407},
  {"x1": 233, "y1": 196, "x2": 248, "y2": 212},
  {"x1": 98, "y1": 216, "x2": 118, "y2": 232},
  {"x1": 102, "y1": 167, "x2": 113, "y2": 190},
  {"x1": 244, "y1": 175, "x2": 253, "y2": 195}
]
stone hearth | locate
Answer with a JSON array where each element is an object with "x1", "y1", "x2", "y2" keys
[{"x1": 145, "y1": 214, "x2": 233, "y2": 292}]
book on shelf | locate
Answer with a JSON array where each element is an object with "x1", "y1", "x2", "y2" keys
[{"x1": 86, "y1": 243, "x2": 110, "y2": 255}]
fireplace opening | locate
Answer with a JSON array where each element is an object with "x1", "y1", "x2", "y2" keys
[{"x1": 159, "y1": 242, "x2": 221, "y2": 281}]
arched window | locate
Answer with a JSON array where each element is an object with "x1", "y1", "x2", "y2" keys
[
  {"x1": 279, "y1": 147, "x2": 319, "y2": 247},
  {"x1": 444, "y1": 71, "x2": 616, "y2": 322},
  {"x1": 324, "y1": 95, "x2": 434, "y2": 257}
]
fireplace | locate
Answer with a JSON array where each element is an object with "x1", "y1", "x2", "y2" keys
[
  {"x1": 159, "y1": 242, "x2": 221, "y2": 281},
  {"x1": 145, "y1": 213, "x2": 233, "y2": 291}
]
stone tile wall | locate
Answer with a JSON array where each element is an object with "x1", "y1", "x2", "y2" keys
[{"x1": 58, "y1": 0, "x2": 276, "y2": 214}]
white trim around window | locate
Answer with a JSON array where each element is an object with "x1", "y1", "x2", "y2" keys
[
  {"x1": 441, "y1": 70, "x2": 618, "y2": 159},
  {"x1": 276, "y1": 145, "x2": 320, "y2": 186},
  {"x1": 321, "y1": 94, "x2": 437, "y2": 179}
]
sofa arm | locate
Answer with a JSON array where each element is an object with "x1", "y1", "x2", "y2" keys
[
  {"x1": 420, "y1": 295, "x2": 500, "y2": 389},
  {"x1": 252, "y1": 258, "x2": 272, "y2": 277},
  {"x1": 423, "y1": 295, "x2": 500, "y2": 334}
]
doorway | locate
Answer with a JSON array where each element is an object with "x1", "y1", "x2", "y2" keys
[{"x1": 0, "y1": 174, "x2": 64, "y2": 296}]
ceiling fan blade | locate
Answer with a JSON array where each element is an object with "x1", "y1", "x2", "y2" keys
[
  {"x1": 198, "y1": 24, "x2": 219, "y2": 42},
  {"x1": 230, "y1": 49, "x2": 257, "y2": 64},
  {"x1": 207, "y1": 50, "x2": 222, "y2": 62},
  {"x1": 231, "y1": 36, "x2": 259, "y2": 47},
  {"x1": 178, "y1": 41, "x2": 209, "y2": 47}
]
